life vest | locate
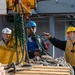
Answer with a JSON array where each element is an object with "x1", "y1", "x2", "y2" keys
[
  {"x1": 65, "y1": 40, "x2": 75, "y2": 67},
  {"x1": 27, "y1": 35, "x2": 42, "y2": 52}
]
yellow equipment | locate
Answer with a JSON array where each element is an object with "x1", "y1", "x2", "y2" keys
[
  {"x1": 66, "y1": 26, "x2": 75, "y2": 36},
  {"x1": 6, "y1": 0, "x2": 36, "y2": 15}
]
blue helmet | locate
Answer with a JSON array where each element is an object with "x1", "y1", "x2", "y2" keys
[{"x1": 26, "y1": 21, "x2": 37, "y2": 27}]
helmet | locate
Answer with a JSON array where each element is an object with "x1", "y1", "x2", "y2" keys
[
  {"x1": 26, "y1": 21, "x2": 37, "y2": 27},
  {"x1": 2, "y1": 28, "x2": 11, "y2": 34},
  {"x1": 66, "y1": 26, "x2": 75, "y2": 36}
]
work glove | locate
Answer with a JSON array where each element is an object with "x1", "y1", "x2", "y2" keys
[
  {"x1": 34, "y1": 49, "x2": 41, "y2": 57},
  {"x1": 43, "y1": 32, "x2": 52, "y2": 39},
  {"x1": 0, "y1": 63, "x2": 5, "y2": 75}
]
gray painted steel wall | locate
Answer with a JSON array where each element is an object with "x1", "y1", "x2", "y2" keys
[
  {"x1": 0, "y1": 0, "x2": 7, "y2": 14},
  {"x1": 36, "y1": 0, "x2": 75, "y2": 13}
]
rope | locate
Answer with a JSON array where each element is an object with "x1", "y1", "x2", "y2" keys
[
  {"x1": 5, "y1": 0, "x2": 31, "y2": 73},
  {"x1": 12, "y1": 0, "x2": 31, "y2": 70},
  {"x1": 30, "y1": 27, "x2": 50, "y2": 56}
]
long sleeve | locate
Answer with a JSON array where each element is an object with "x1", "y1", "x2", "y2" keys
[{"x1": 49, "y1": 37, "x2": 66, "y2": 51}]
